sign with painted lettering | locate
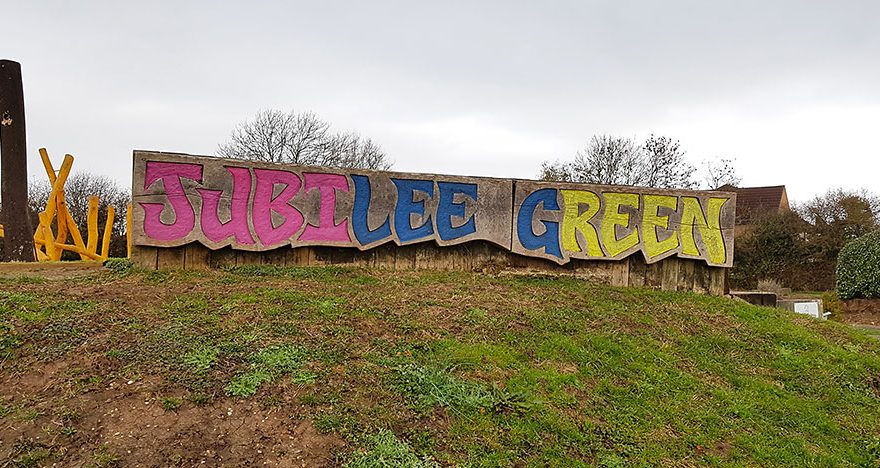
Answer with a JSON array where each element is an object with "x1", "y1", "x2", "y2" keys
[{"x1": 132, "y1": 151, "x2": 735, "y2": 267}]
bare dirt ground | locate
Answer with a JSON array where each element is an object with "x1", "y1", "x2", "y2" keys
[
  {"x1": 840, "y1": 299, "x2": 880, "y2": 340},
  {"x1": 0, "y1": 262, "x2": 103, "y2": 280},
  {"x1": 0, "y1": 265, "x2": 347, "y2": 467},
  {"x1": 3, "y1": 262, "x2": 880, "y2": 466},
  {"x1": 4, "y1": 373, "x2": 343, "y2": 467},
  {"x1": 842, "y1": 299, "x2": 880, "y2": 326}
]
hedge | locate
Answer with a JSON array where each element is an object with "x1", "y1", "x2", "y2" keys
[{"x1": 836, "y1": 230, "x2": 880, "y2": 299}]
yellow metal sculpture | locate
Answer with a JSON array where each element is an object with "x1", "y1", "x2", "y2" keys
[{"x1": 32, "y1": 148, "x2": 123, "y2": 262}]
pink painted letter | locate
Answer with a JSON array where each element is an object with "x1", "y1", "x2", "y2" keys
[
  {"x1": 252, "y1": 168, "x2": 304, "y2": 247},
  {"x1": 197, "y1": 166, "x2": 255, "y2": 245},
  {"x1": 140, "y1": 161, "x2": 202, "y2": 242},
  {"x1": 299, "y1": 173, "x2": 352, "y2": 243}
]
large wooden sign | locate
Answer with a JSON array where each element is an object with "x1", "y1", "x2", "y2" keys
[{"x1": 132, "y1": 151, "x2": 736, "y2": 267}]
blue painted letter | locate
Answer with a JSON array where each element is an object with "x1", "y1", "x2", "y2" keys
[
  {"x1": 351, "y1": 175, "x2": 392, "y2": 245},
  {"x1": 436, "y1": 181, "x2": 477, "y2": 241},
  {"x1": 517, "y1": 188, "x2": 562, "y2": 259},
  {"x1": 392, "y1": 178, "x2": 435, "y2": 243}
]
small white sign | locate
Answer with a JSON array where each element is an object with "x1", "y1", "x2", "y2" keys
[{"x1": 793, "y1": 301, "x2": 821, "y2": 319}]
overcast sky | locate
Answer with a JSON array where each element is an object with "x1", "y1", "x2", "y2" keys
[{"x1": 6, "y1": 1, "x2": 879, "y2": 202}]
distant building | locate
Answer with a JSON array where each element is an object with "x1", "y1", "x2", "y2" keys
[{"x1": 717, "y1": 184, "x2": 790, "y2": 236}]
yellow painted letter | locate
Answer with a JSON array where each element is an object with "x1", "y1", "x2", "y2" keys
[
  {"x1": 560, "y1": 189, "x2": 603, "y2": 257},
  {"x1": 601, "y1": 192, "x2": 640, "y2": 257},
  {"x1": 680, "y1": 197, "x2": 729, "y2": 265},
  {"x1": 642, "y1": 194, "x2": 679, "y2": 260}
]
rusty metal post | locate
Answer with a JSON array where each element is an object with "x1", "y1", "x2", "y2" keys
[{"x1": 0, "y1": 60, "x2": 35, "y2": 261}]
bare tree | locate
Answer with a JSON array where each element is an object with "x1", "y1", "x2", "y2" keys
[
  {"x1": 218, "y1": 110, "x2": 295, "y2": 164},
  {"x1": 319, "y1": 132, "x2": 392, "y2": 171},
  {"x1": 218, "y1": 109, "x2": 392, "y2": 170},
  {"x1": 641, "y1": 134, "x2": 696, "y2": 189},
  {"x1": 288, "y1": 111, "x2": 331, "y2": 164},
  {"x1": 702, "y1": 157, "x2": 742, "y2": 189},
  {"x1": 539, "y1": 134, "x2": 697, "y2": 188},
  {"x1": 796, "y1": 188, "x2": 880, "y2": 243},
  {"x1": 570, "y1": 135, "x2": 644, "y2": 185},
  {"x1": 538, "y1": 160, "x2": 574, "y2": 182}
]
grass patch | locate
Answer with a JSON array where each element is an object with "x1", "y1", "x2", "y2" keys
[
  {"x1": 0, "y1": 275, "x2": 46, "y2": 285},
  {"x1": 91, "y1": 444, "x2": 121, "y2": 467},
  {"x1": 103, "y1": 258, "x2": 134, "y2": 275},
  {"x1": 222, "y1": 264, "x2": 349, "y2": 280},
  {"x1": 3, "y1": 267, "x2": 880, "y2": 466},
  {"x1": 9, "y1": 439, "x2": 55, "y2": 467},
  {"x1": 227, "y1": 370, "x2": 273, "y2": 397},
  {"x1": 390, "y1": 362, "x2": 532, "y2": 415},
  {"x1": 314, "y1": 412, "x2": 348, "y2": 433},
  {"x1": 0, "y1": 292, "x2": 42, "y2": 322},
  {"x1": 0, "y1": 292, "x2": 95, "y2": 322},
  {"x1": 160, "y1": 396, "x2": 182, "y2": 411},
  {"x1": 226, "y1": 344, "x2": 316, "y2": 397},
  {"x1": 142, "y1": 269, "x2": 171, "y2": 284},
  {"x1": 0, "y1": 322, "x2": 21, "y2": 359},
  {"x1": 345, "y1": 429, "x2": 439, "y2": 468},
  {"x1": 183, "y1": 344, "x2": 219, "y2": 375},
  {"x1": 0, "y1": 292, "x2": 96, "y2": 360}
]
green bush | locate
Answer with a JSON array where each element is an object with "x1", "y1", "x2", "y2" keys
[
  {"x1": 821, "y1": 291, "x2": 842, "y2": 317},
  {"x1": 836, "y1": 230, "x2": 880, "y2": 299},
  {"x1": 731, "y1": 212, "x2": 816, "y2": 290}
]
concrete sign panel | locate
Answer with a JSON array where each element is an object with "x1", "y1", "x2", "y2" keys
[
  {"x1": 132, "y1": 151, "x2": 513, "y2": 253},
  {"x1": 132, "y1": 151, "x2": 735, "y2": 267},
  {"x1": 512, "y1": 180, "x2": 736, "y2": 267}
]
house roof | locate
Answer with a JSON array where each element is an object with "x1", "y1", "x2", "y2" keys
[{"x1": 717, "y1": 184, "x2": 790, "y2": 221}]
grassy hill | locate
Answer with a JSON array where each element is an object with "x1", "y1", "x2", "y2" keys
[{"x1": 1, "y1": 262, "x2": 880, "y2": 466}]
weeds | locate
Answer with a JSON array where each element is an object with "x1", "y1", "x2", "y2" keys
[
  {"x1": 103, "y1": 258, "x2": 134, "y2": 275},
  {"x1": 3, "y1": 266, "x2": 880, "y2": 466},
  {"x1": 183, "y1": 344, "x2": 219, "y2": 375},
  {"x1": 9, "y1": 439, "x2": 54, "y2": 467},
  {"x1": 462, "y1": 306, "x2": 489, "y2": 324},
  {"x1": 222, "y1": 265, "x2": 348, "y2": 280},
  {"x1": 390, "y1": 362, "x2": 533, "y2": 415},
  {"x1": 142, "y1": 270, "x2": 171, "y2": 284},
  {"x1": 345, "y1": 430, "x2": 439, "y2": 468},
  {"x1": 0, "y1": 322, "x2": 21, "y2": 359},
  {"x1": 188, "y1": 392, "x2": 212, "y2": 406},
  {"x1": 161, "y1": 397, "x2": 182, "y2": 411},
  {"x1": 227, "y1": 370, "x2": 273, "y2": 397},
  {"x1": 0, "y1": 292, "x2": 95, "y2": 322},
  {"x1": 0, "y1": 276, "x2": 46, "y2": 285},
  {"x1": 91, "y1": 444, "x2": 121, "y2": 467},
  {"x1": 226, "y1": 345, "x2": 316, "y2": 397},
  {"x1": 314, "y1": 412, "x2": 346, "y2": 433}
]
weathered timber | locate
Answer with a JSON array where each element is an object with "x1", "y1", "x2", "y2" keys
[
  {"x1": 130, "y1": 151, "x2": 736, "y2": 268},
  {"x1": 131, "y1": 241, "x2": 728, "y2": 295},
  {"x1": 0, "y1": 60, "x2": 35, "y2": 261}
]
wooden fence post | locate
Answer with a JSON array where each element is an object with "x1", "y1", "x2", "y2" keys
[{"x1": 0, "y1": 59, "x2": 35, "y2": 261}]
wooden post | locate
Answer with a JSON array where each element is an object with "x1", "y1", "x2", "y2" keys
[
  {"x1": 101, "y1": 205, "x2": 115, "y2": 259},
  {"x1": 86, "y1": 196, "x2": 99, "y2": 255},
  {"x1": 126, "y1": 203, "x2": 132, "y2": 258},
  {"x1": 0, "y1": 60, "x2": 35, "y2": 261}
]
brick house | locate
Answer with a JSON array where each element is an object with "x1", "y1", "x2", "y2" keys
[{"x1": 717, "y1": 184, "x2": 790, "y2": 237}]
